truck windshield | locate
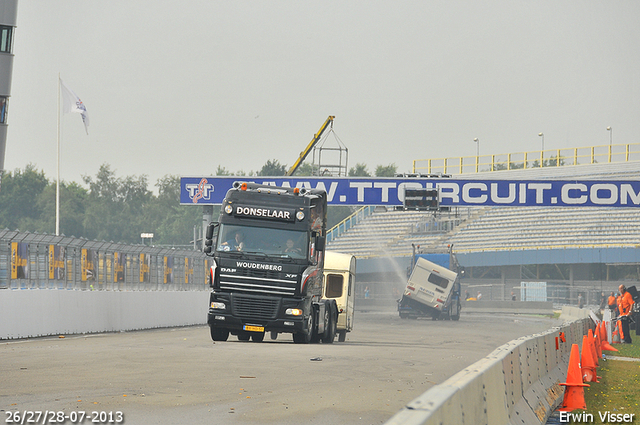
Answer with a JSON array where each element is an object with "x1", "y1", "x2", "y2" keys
[{"x1": 216, "y1": 224, "x2": 308, "y2": 259}]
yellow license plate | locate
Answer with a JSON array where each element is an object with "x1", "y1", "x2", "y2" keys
[{"x1": 243, "y1": 325, "x2": 264, "y2": 333}]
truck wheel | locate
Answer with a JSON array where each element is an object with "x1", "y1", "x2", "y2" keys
[
  {"x1": 270, "y1": 331, "x2": 278, "y2": 340},
  {"x1": 251, "y1": 332, "x2": 265, "y2": 342},
  {"x1": 452, "y1": 303, "x2": 461, "y2": 321},
  {"x1": 237, "y1": 332, "x2": 250, "y2": 341},
  {"x1": 338, "y1": 330, "x2": 347, "y2": 342},
  {"x1": 210, "y1": 326, "x2": 229, "y2": 342},
  {"x1": 322, "y1": 304, "x2": 337, "y2": 344},
  {"x1": 293, "y1": 314, "x2": 314, "y2": 344}
]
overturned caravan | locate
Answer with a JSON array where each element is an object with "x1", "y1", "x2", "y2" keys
[{"x1": 398, "y1": 257, "x2": 461, "y2": 321}]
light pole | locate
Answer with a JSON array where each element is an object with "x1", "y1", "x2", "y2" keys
[
  {"x1": 538, "y1": 133, "x2": 544, "y2": 151},
  {"x1": 538, "y1": 133, "x2": 544, "y2": 168},
  {"x1": 473, "y1": 138, "x2": 479, "y2": 172},
  {"x1": 607, "y1": 126, "x2": 612, "y2": 145}
]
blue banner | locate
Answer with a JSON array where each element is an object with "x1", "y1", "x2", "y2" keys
[{"x1": 180, "y1": 176, "x2": 640, "y2": 208}]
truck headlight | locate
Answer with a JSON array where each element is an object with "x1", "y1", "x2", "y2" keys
[
  {"x1": 285, "y1": 308, "x2": 303, "y2": 316},
  {"x1": 211, "y1": 302, "x2": 226, "y2": 310}
]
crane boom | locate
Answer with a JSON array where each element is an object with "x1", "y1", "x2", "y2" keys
[{"x1": 285, "y1": 116, "x2": 335, "y2": 176}]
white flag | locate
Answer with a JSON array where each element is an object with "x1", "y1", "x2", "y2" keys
[{"x1": 60, "y1": 78, "x2": 89, "y2": 135}]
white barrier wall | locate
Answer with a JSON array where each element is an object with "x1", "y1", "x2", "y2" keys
[
  {"x1": 0, "y1": 290, "x2": 210, "y2": 339},
  {"x1": 385, "y1": 317, "x2": 590, "y2": 425}
]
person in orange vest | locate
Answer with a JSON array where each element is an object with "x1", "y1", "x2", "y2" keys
[
  {"x1": 617, "y1": 285, "x2": 635, "y2": 344},
  {"x1": 608, "y1": 291, "x2": 617, "y2": 317}
]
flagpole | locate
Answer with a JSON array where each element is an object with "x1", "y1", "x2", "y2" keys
[{"x1": 56, "y1": 74, "x2": 60, "y2": 236}]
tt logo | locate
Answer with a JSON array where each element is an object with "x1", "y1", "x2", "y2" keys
[{"x1": 186, "y1": 178, "x2": 214, "y2": 203}]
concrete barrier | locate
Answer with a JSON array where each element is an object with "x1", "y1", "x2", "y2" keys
[
  {"x1": 462, "y1": 301, "x2": 554, "y2": 316},
  {"x1": 559, "y1": 305, "x2": 592, "y2": 321},
  {"x1": 0, "y1": 289, "x2": 210, "y2": 339},
  {"x1": 384, "y1": 317, "x2": 590, "y2": 425}
]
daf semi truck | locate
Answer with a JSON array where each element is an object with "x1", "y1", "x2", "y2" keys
[{"x1": 204, "y1": 182, "x2": 339, "y2": 343}]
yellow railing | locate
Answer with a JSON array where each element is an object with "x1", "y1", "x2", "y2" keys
[
  {"x1": 413, "y1": 143, "x2": 640, "y2": 175},
  {"x1": 452, "y1": 242, "x2": 640, "y2": 254}
]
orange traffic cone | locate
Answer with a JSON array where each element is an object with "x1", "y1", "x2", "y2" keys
[
  {"x1": 600, "y1": 321, "x2": 618, "y2": 352},
  {"x1": 581, "y1": 335, "x2": 599, "y2": 383},
  {"x1": 559, "y1": 344, "x2": 589, "y2": 412},
  {"x1": 593, "y1": 330, "x2": 602, "y2": 361},
  {"x1": 588, "y1": 329, "x2": 600, "y2": 367}
]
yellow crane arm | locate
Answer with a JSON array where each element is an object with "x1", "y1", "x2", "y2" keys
[{"x1": 285, "y1": 116, "x2": 335, "y2": 176}]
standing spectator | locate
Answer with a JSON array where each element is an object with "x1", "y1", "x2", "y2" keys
[
  {"x1": 511, "y1": 291, "x2": 517, "y2": 301},
  {"x1": 578, "y1": 293, "x2": 584, "y2": 309},
  {"x1": 608, "y1": 292, "x2": 618, "y2": 317},
  {"x1": 599, "y1": 292, "x2": 607, "y2": 311},
  {"x1": 617, "y1": 285, "x2": 635, "y2": 344}
]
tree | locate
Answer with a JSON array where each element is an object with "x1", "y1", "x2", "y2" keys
[
  {"x1": 35, "y1": 181, "x2": 87, "y2": 237},
  {"x1": 148, "y1": 175, "x2": 203, "y2": 246},
  {"x1": 0, "y1": 164, "x2": 49, "y2": 231},
  {"x1": 375, "y1": 164, "x2": 397, "y2": 177},
  {"x1": 215, "y1": 166, "x2": 234, "y2": 176},
  {"x1": 258, "y1": 159, "x2": 288, "y2": 176},
  {"x1": 293, "y1": 162, "x2": 315, "y2": 176},
  {"x1": 348, "y1": 163, "x2": 370, "y2": 177},
  {"x1": 82, "y1": 164, "x2": 152, "y2": 243}
]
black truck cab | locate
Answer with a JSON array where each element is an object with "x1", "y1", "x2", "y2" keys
[{"x1": 204, "y1": 182, "x2": 335, "y2": 343}]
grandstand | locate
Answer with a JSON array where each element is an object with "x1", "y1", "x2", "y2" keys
[
  {"x1": 327, "y1": 161, "x2": 640, "y2": 259},
  {"x1": 327, "y1": 160, "x2": 640, "y2": 305}
]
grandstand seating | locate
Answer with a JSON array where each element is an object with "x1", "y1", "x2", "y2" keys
[{"x1": 326, "y1": 162, "x2": 640, "y2": 258}]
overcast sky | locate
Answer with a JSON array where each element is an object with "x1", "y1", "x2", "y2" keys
[{"x1": 6, "y1": 0, "x2": 640, "y2": 187}]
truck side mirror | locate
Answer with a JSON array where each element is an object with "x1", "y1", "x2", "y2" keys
[
  {"x1": 204, "y1": 246, "x2": 212, "y2": 254},
  {"x1": 206, "y1": 222, "x2": 218, "y2": 240},
  {"x1": 315, "y1": 236, "x2": 325, "y2": 251}
]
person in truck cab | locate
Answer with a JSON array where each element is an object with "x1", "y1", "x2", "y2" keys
[
  {"x1": 221, "y1": 231, "x2": 245, "y2": 251},
  {"x1": 284, "y1": 238, "x2": 302, "y2": 254}
]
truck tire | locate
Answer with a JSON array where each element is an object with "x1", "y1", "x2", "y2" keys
[
  {"x1": 237, "y1": 331, "x2": 250, "y2": 341},
  {"x1": 338, "y1": 330, "x2": 347, "y2": 342},
  {"x1": 452, "y1": 303, "x2": 461, "y2": 321},
  {"x1": 210, "y1": 326, "x2": 229, "y2": 342},
  {"x1": 251, "y1": 332, "x2": 265, "y2": 342},
  {"x1": 293, "y1": 314, "x2": 314, "y2": 344},
  {"x1": 270, "y1": 331, "x2": 278, "y2": 340},
  {"x1": 322, "y1": 303, "x2": 337, "y2": 344}
]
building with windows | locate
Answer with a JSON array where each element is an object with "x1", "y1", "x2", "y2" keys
[{"x1": 0, "y1": 0, "x2": 18, "y2": 172}]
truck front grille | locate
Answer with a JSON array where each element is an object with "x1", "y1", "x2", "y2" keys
[
  {"x1": 232, "y1": 295, "x2": 280, "y2": 320},
  {"x1": 220, "y1": 269, "x2": 297, "y2": 297}
]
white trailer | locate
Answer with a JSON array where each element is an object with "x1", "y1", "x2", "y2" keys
[{"x1": 322, "y1": 251, "x2": 356, "y2": 342}]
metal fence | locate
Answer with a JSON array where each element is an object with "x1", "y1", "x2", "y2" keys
[
  {"x1": 413, "y1": 142, "x2": 640, "y2": 175},
  {"x1": 0, "y1": 229, "x2": 210, "y2": 291}
]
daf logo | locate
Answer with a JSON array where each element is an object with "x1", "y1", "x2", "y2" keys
[
  {"x1": 285, "y1": 273, "x2": 297, "y2": 279},
  {"x1": 220, "y1": 268, "x2": 237, "y2": 273}
]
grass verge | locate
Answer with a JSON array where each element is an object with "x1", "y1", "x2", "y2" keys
[{"x1": 565, "y1": 334, "x2": 640, "y2": 424}]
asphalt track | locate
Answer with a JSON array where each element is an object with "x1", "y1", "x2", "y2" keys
[{"x1": 1, "y1": 310, "x2": 561, "y2": 425}]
